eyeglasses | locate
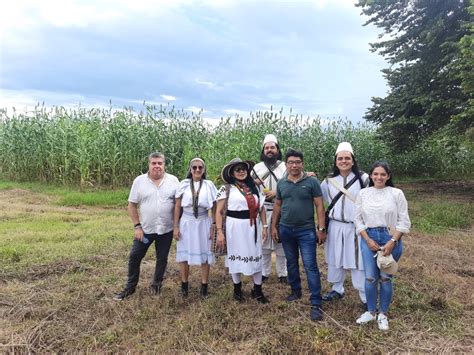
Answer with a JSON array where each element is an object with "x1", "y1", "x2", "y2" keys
[
  {"x1": 287, "y1": 160, "x2": 302, "y2": 165},
  {"x1": 233, "y1": 166, "x2": 247, "y2": 173},
  {"x1": 192, "y1": 166, "x2": 204, "y2": 171}
]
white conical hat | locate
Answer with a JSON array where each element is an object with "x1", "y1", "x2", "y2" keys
[
  {"x1": 263, "y1": 134, "x2": 278, "y2": 147},
  {"x1": 335, "y1": 142, "x2": 353, "y2": 155}
]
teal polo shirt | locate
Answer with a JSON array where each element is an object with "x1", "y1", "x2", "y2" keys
[{"x1": 276, "y1": 174, "x2": 322, "y2": 230}]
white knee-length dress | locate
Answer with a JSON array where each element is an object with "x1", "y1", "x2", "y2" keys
[
  {"x1": 175, "y1": 179, "x2": 217, "y2": 265},
  {"x1": 217, "y1": 185, "x2": 264, "y2": 276}
]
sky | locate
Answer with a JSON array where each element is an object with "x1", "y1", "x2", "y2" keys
[{"x1": 0, "y1": 0, "x2": 388, "y2": 122}]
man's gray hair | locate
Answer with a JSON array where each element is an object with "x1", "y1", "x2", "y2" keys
[{"x1": 148, "y1": 152, "x2": 165, "y2": 161}]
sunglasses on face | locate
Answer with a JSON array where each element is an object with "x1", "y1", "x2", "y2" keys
[
  {"x1": 192, "y1": 166, "x2": 204, "y2": 171},
  {"x1": 233, "y1": 166, "x2": 247, "y2": 173}
]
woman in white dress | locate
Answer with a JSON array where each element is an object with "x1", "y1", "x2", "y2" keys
[
  {"x1": 321, "y1": 142, "x2": 369, "y2": 306},
  {"x1": 215, "y1": 158, "x2": 269, "y2": 303},
  {"x1": 173, "y1": 158, "x2": 217, "y2": 298},
  {"x1": 354, "y1": 161, "x2": 411, "y2": 331}
]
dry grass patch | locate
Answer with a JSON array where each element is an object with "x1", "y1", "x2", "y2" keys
[{"x1": 1, "y1": 185, "x2": 473, "y2": 352}]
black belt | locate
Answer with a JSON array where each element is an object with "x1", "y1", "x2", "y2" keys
[
  {"x1": 329, "y1": 218, "x2": 352, "y2": 224},
  {"x1": 227, "y1": 210, "x2": 250, "y2": 219},
  {"x1": 226, "y1": 210, "x2": 257, "y2": 243}
]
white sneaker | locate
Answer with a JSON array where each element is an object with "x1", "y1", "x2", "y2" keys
[
  {"x1": 356, "y1": 311, "x2": 376, "y2": 324},
  {"x1": 377, "y1": 313, "x2": 389, "y2": 331}
]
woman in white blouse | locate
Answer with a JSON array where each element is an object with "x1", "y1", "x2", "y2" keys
[
  {"x1": 354, "y1": 161, "x2": 411, "y2": 331},
  {"x1": 173, "y1": 158, "x2": 217, "y2": 299}
]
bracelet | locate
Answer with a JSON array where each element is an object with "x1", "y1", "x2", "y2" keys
[
  {"x1": 262, "y1": 224, "x2": 268, "y2": 228},
  {"x1": 134, "y1": 223, "x2": 141, "y2": 230},
  {"x1": 390, "y1": 238, "x2": 398, "y2": 244}
]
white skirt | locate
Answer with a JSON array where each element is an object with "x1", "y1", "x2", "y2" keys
[
  {"x1": 325, "y1": 220, "x2": 364, "y2": 271},
  {"x1": 176, "y1": 208, "x2": 215, "y2": 265},
  {"x1": 225, "y1": 216, "x2": 263, "y2": 275}
]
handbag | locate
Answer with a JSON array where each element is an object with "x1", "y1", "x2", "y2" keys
[{"x1": 211, "y1": 184, "x2": 230, "y2": 257}]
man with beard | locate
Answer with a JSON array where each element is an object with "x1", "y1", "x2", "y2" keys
[
  {"x1": 114, "y1": 152, "x2": 180, "y2": 301},
  {"x1": 251, "y1": 134, "x2": 288, "y2": 283}
]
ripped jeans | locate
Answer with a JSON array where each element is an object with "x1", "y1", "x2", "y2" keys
[{"x1": 361, "y1": 227, "x2": 403, "y2": 313}]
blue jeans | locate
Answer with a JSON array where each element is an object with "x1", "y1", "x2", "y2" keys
[
  {"x1": 361, "y1": 227, "x2": 403, "y2": 313},
  {"x1": 279, "y1": 225, "x2": 322, "y2": 306}
]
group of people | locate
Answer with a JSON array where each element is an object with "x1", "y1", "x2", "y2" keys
[{"x1": 114, "y1": 135, "x2": 411, "y2": 330}]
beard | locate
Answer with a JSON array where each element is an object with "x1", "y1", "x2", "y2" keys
[{"x1": 262, "y1": 154, "x2": 277, "y2": 165}]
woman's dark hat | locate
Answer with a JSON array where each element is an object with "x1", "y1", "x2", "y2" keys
[{"x1": 221, "y1": 158, "x2": 255, "y2": 184}]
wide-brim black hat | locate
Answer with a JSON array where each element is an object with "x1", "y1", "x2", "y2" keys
[{"x1": 221, "y1": 158, "x2": 255, "y2": 184}]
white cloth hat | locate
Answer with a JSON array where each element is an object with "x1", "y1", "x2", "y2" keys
[
  {"x1": 376, "y1": 251, "x2": 398, "y2": 274},
  {"x1": 335, "y1": 142, "x2": 354, "y2": 155},
  {"x1": 263, "y1": 134, "x2": 278, "y2": 147}
]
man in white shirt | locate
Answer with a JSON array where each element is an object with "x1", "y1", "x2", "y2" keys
[
  {"x1": 114, "y1": 152, "x2": 180, "y2": 301},
  {"x1": 251, "y1": 134, "x2": 288, "y2": 283}
]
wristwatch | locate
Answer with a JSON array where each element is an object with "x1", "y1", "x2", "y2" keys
[{"x1": 317, "y1": 226, "x2": 327, "y2": 232}]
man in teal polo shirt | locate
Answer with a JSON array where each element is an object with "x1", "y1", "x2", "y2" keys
[{"x1": 271, "y1": 148, "x2": 327, "y2": 321}]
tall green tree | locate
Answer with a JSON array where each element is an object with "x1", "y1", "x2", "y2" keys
[{"x1": 358, "y1": 0, "x2": 473, "y2": 152}]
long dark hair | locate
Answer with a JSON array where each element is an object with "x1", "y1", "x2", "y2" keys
[
  {"x1": 185, "y1": 158, "x2": 207, "y2": 180},
  {"x1": 227, "y1": 167, "x2": 259, "y2": 195},
  {"x1": 368, "y1": 161, "x2": 394, "y2": 187},
  {"x1": 330, "y1": 153, "x2": 365, "y2": 188}
]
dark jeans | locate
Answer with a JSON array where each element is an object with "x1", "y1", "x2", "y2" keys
[
  {"x1": 125, "y1": 231, "x2": 173, "y2": 290},
  {"x1": 279, "y1": 225, "x2": 322, "y2": 306}
]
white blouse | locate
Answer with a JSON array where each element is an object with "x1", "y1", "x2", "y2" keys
[
  {"x1": 354, "y1": 186, "x2": 411, "y2": 235},
  {"x1": 175, "y1": 179, "x2": 217, "y2": 209}
]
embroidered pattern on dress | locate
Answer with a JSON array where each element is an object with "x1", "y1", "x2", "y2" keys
[{"x1": 228, "y1": 254, "x2": 262, "y2": 263}]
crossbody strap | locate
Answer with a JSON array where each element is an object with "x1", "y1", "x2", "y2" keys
[
  {"x1": 328, "y1": 177, "x2": 356, "y2": 203},
  {"x1": 326, "y1": 175, "x2": 358, "y2": 214}
]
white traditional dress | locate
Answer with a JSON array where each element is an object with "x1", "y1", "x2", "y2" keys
[
  {"x1": 321, "y1": 172, "x2": 369, "y2": 301},
  {"x1": 252, "y1": 161, "x2": 287, "y2": 278},
  {"x1": 175, "y1": 179, "x2": 217, "y2": 265},
  {"x1": 217, "y1": 184, "x2": 265, "y2": 276}
]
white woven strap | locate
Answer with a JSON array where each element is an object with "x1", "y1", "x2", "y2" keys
[{"x1": 328, "y1": 177, "x2": 356, "y2": 203}]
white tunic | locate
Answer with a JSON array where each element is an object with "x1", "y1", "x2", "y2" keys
[
  {"x1": 321, "y1": 172, "x2": 369, "y2": 270},
  {"x1": 175, "y1": 179, "x2": 217, "y2": 265},
  {"x1": 354, "y1": 186, "x2": 411, "y2": 235},
  {"x1": 252, "y1": 161, "x2": 286, "y2": 253},
  {"x1": 128, "y1": 173, "x2": 179, "y2": 234},
  {"x1": 217, "y1": 185, "x2": 265, "y2": 275}
]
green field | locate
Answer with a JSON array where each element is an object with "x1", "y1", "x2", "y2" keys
[{"x1": 1, "y1": 180, "x2": 472, "y2": 352}]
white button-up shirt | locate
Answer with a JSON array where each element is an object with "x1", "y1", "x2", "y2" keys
[{"x1": 128, "y1": 172, "x2": 180, "y2": 235}]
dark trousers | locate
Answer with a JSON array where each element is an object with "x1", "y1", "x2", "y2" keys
[{"x1": 125, "y1": 231, "x2": 173, "y2": 290}]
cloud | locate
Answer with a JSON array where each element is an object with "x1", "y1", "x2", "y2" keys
[
  {"x1": 160, "y1": 94, "x2": 177, "y2": 101},
  {"x1": 184, "y1": 106, "x2": 206, "y2": 114},
  {"x1": 195, "y1": 78, "x2": 218, "y2": 89},
  {"x1": 0, "y1": 0, "x2": 387, "y2": 123}
]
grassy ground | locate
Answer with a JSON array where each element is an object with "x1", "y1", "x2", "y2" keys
[{"x1": 0, "y1": 181, "x2": 473, "y2": 352}]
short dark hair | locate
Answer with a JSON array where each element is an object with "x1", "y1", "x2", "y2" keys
[
  {"x1": 148, "y1": 152, "x2": 165, "y2": 161},
  {"x1": 369, "y1": 160, "x2": 394, "y2": 187},
  {"x1": 285, "y1": 148, "x2": 304, "y2": 162}
]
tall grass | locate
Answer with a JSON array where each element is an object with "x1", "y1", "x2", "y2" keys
[{"x1": 0, "y1": 105, "x2": 471, "y2": 187}]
